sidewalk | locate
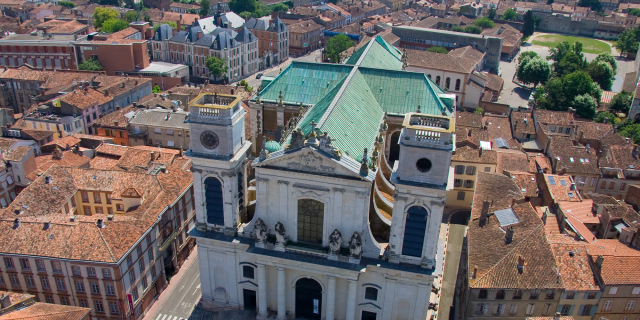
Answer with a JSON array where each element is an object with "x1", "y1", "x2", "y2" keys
[{"x1": 142, "y1": 249, "x2": 199, "y2": 320}]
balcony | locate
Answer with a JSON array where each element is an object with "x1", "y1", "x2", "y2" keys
[{"x1": 159, "y1": 230, "x2": 178, "y2": 252}]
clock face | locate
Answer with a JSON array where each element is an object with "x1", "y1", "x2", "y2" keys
[
  {"x1": 416, "y1": 158, "x2": 432, "y2": 173},
  {"x1": 200, "y1": 130, "x2": 219, "y2": 150}
]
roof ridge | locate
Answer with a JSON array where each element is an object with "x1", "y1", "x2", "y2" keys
[
  {"x1": 471, "y1": 223, "x2": 546, "y2": 287},
  {"x1": 2, "y1": 308, "x2": 89, "y2": 319}
]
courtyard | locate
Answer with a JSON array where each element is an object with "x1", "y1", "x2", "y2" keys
[{"x1": 531, "y1": 34, "x2": 612, "y2": 54}]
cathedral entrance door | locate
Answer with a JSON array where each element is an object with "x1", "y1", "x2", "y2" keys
[
  {"x1": 295, "y1": 278, "x2": 322, "y2": 320},
  {"x1": 243, "y1": 289, "x2": 257, "y2": 311}
]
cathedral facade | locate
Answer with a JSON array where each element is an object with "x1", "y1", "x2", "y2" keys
[{"x1": 188, "y1": 36, "x2": 456, "y2": 320}]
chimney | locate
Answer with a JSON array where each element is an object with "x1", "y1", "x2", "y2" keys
[
  {"x1": 516, "y1": 255, "x2": 524, "y2": 272},
  {"x1": 43, "y1": 220, "x2": 51, "y2": 229},
  {"x1": 472, "y1": 265, "x2": 478, "y2": 279},
  {"x1": 231, "y1": 88, "x2": 235, "y2": 94},
  {"x1": 0, "y1": 294, "x2": 10, "y2": 309},
  {"x1": 479, "y1": 147, "x2": 483, "y2": 157},
  {"x1": 107, "y1": 214, "x2": 114, "y2": 221},
  {"x1": 604, "y1": 117, "x2": 609, "y2": 124},
  {"x1": 197, "y1": 31, "x2": 203, "y2": 39},
  {"x1": 480, "y1": 200, "x2": 490, "y2": 222},
  {"x1": 511, "y1": 198, "x2": 516, "y2": 207},
  {"x1": 13, "y1": 218, "x2": 20, "y2": 228},
  {"x1": 113, "y1": 121, "x2": 119, "y2": 126},
  {"x1": 505, "y1": 226, "x2": 514, "y2": 244},
  {"x1": 45, "y1": 175, "x2": 53, "y2": 184},
  {"x1": 467, "y1": 128, "x2": 471, "y2": 137},
  {"x1": 96, "y1": 219, "x2": 104, "y2": 228},
  {"x1": 70, "y1": 215, "x2": 76, "y2": 222},
  {"x1": 596, "y1": 255, "x2": 604, "y2": 270},
  {"x1": 585, "y1": 143, "x2": 590, "y2": 153},
  {"x1": 523, "y1": 117, "x2": 528, "y2": 124},
  {"x1": 554, "y1": 312, "x2": 561, "y2": 320},
  {"x1": 104, "y1": 90, "x2": 109, "y2": 96}
]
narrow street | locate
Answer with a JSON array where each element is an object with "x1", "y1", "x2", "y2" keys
[{"x1": 438, "y1": 212, "x2": 469, "y2": 320}]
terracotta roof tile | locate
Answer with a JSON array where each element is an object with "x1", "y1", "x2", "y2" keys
[
  {"x1": 584, "y1": 193, "x2": 619, "y2": 205},
  {"x1": 549, "y1": 136, "x2": 600, "y2": 175},
  {"x1": 496, "y1": 150, "x2": 533, "y2": 173},
  {"x1": 452, "y1": 145, "x2": 497, "y2": 164},
  {"x1": 505, "y1": 171, "x2": 539, "y2": 198},
  {"x1": 60, "y1": 87, "x2": 112, "y2": 109},
  {"x1": 95, "y1": 143, "x2": 128, "y2": 157},
  {"x1": 92, "y1": 105, "x2": 136, "y2": 129},
  {"x1": 549, "y1": 240, "x2": 599, "y2": 291},
  {"x1": 3, "y1": 146, "x2": 32, "y2": 162},
  {"x1": 534, "y1": 109, "x2": 575, "y2": 126},
  {"x1": 0, "y1": 302, "x2": 90, "y2": 320},
  {"x1": 456, "y1": 112, "x2": 483, "y2": 129},
  {"x1": 542, "y1": 173, "x2": 581, "y2": 202},
  {"x1": 594, "y1": 255, "x2": 640, "y2": 285},
  {"x1": 588, "y1": 238, "x2": 640, "y2": 257}
]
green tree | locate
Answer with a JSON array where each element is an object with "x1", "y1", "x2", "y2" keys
[
  {"x1": 58, "y1": 1, "x2": 75, "y2": 7},
  {"x1": 547, "y1": 0, "x2": 554, "y2": 5},
  {"x1": 239, "y1": 11, "x2": 254, "y2": 19},
  {"x1": 578, "y1": 0, "x2": 601, "y2": 11},
  {"x1": 124, "y1": 0, "x2": 135, "y2": 8},
  {"x1": 270, "y1": 2, "x2": 288, "y2": 12},
  {"x1": 205, "y1": 56, "x2": 229, "y2": 79},
  {"x1": 283, "y1": 0, "x2": 293, "y2": 7},
  {"x1": 473, "y1": 17, "x2": 495, "y2": 28},
  {"x1": 548, "y1": 41, "x2": 571, "y2": 62},
  {"x1": 228, "y1": 0, "x2": 257, "y2": 14},
  {"x1": 563, "y1": 71, "x2": 602, "y2": 104},
  {"x1": 154, "y1": 21, "x2": 177, "y2": 32},
  {"x1": 619, "y1": 122, "x2": 640, "y2": 144},
  {"x1": 451, "y1": 25, "x2": 464, "y2": 32},
  {"x1": 523, "y1": 10, "x2": 535, "y2": 37},
  {"x1": 587, "y1": 60, "x2": 614, "y2": 90},
  {"x1": 78, "y1": 57, "x2": 103, "y2": 71},
  {"x1": 518, "y1": 51, "x2": 538, "y2": 64},
  {"x1": 487, "y1": 7, "x2": 497, "y2": 20},
  {"x1": 516, "y1": 56, "x2": 551, "y2": 87},
  {"x1": 426, "y1": 46, "x2": 448, "y2": 53},
  {"x1": 616, "y1": 29, "x2": 639, "y2": 56},
  {"x1": 199, "y1": 0, "x2": 210, "y2": 18},
  {"x1": 464, "y1": 25, "x2": 482, "y2": 34},
  {"x1": 326, "y1": 33, "x2": 354, "y2": 63},
  {"x1": 594, "y1": 53, "x2": 617, "y2": 74},
  {"x1": 474, "y1": 108, "x2": 484, "y2": 114},
  {"x1": 630, "y1": 8, "x2": 640, "y2": 16},
  {"x1": 609, "y1": 91, "x2": 632, "y2": 113},
  {"x1": 572, "y1": 94, "x2": 598, "y2": 119},
  {"x1": 501, "y1": 8, "x2": 518, "y2": 21},
  {"x1": 99, "y1": 0, "x2": 120, "y2": 6},
  {"x1": 152, "y1": 85, "x2": 162, "y2": 93},
  {"x1": 594, "y1": 112, "x2": 618, "y2": 124},
  {"x1": 556, "y1": 51, "x2": 585, "y2": 76},
  {"x1": 124, "y1": 10, "x2": 139, "y2": 22},
  {"x1": 101, "y1": 19, "x2": 129, "y2": 33},
  {"x1": 93, "y1": 7, "x2": 120, "y2": 28}
]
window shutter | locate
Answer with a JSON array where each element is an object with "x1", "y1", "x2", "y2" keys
[
  {"x1": 590, "y1": 305, "x2": 597, "y2": 316},
  {"x1": 584, "y1": 292, "x2": 589, "y2": 299},
  {"x1": 500, "y1": 304, "x2": 506, "y2": 314},
  {"x1": 569, "y1": 305, "x2": 575, "y2": 315},
  {"x1": 563, "y1": 292, "x2": 568, "y2": 299},
  {"x1": 493, "y1": 304, "x2": 499, "y2": 314},
  {"x1": 484, "y1": 303, "x2": 489, "y2": 314},
  {"x1": 556, "y1": 304, "x2": 563, "y2": 313},
  {"x1": 578, "y1": 305, "x2": 584, "y2": 316},
  {"x1": 596, "y1": 291, "x2": 602, "y2": 299}
]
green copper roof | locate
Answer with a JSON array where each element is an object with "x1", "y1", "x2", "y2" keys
[
  {"x1": 255, "y1": 35, "x2": 452, "y2": 165},
  {"x1": 258, "y1": 62, "x2": 351, "y2": 105},
  {"x1": 265, "y1": 140, "x2": 282, "y2": 153}
]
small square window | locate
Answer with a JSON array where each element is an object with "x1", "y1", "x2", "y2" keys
[
  {"x1": 243, "y1": 266, "x2": 254, "y2": 279},
  {"x1": 365, "y1": 287, "x2": 378, "y2": 300}
]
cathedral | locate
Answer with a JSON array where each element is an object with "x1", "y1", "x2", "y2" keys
[{"x1": 187, "y1": 35, "x2": 455, "y2": 320}]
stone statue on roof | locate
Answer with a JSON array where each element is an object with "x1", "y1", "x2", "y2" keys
[
  {"x1": 254, "y1": 218, "x2": 267, "y2": 246},
  {"x1": 329, "y1": 229, "x2": 342, "y2": 255},
  {"x1": 349, "y1": 231, "x2": 362, "y2": 259}
]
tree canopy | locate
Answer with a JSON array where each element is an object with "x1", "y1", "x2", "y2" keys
[
  {"x1": 523, "y1": 10, "x2": 535, "y2": 38},
  {"x1": 609, "y1": 91, "x2": 632, "y2": 114},
  {"x1": 152, "y1": 85, "x2": 162, "y2": 93},
  {"x1": 630, "y1": 8, "x2": 640, "y2": 16},
  {"x1": 516, "y1": 56, "x2": 551, "y2": 87},
  {"x1": 228, "y1": 0, "x2": 257, "y2": 14},
  {"x1": 58, "y1": 1, "x2": 75, "y2": 7},
  {"x1": 101, "y1": 19, "x2": 129, "y2": 33},
  {"x1": 464, "y1": 25, "x2": 482, "y2": 34},
  {"x1": 615, "y1": 29, "x2": 639, "y2": 56},
  {"x1": 473, "y1": 17, "x2": 495, "y2": 28},
  {"x1": 124, "y1": 10, "x2": 139, "y2": 22},
  {"x1": 93, "y1": 7, "x2": 120, "y2": 28},
  {"x1": 270, "y1": 2, "x2": 289, "y2": 12},
  {"x1": 593, "y1": 53, "x2": 617, "y2": 74},
  {"x1": 572, "y1": 94, "x2": 598, "y2": 119},
  {"x1": 587, "y1": 60, "x2": 614, "y2": 90},
  {"x1": 426, "y1": 46, "x2": 448, "y2": 54},
  {"x1": 205, "y1": 56, "x2": 228, "y2": 79},
  {"x1": 326, "y1": 34, "x2": 354, "y2": 63},
  {"x1": 78, "y1": 57, "x2": 103, "y2": 71},
  {"x1": 501, "y1": 8, "x2": 518, "y2": 21},
  {"x1": 487, "y1": 8, "x2": 496, "y2": 20},
  {"x1": 594, "y1": 112, "x2": 618, "y2": 124},
  {"x1": 518, "y1": 51, "x2": 538, "y2": 64},
  {"x1": 200, "y1": 0, "x2": 210, "y2": 18}
]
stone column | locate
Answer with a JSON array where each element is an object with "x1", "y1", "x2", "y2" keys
[
  {"x1": 277, "y1": 267, "x2": 286, "y2": 320},
  {"x1": 326, "y1": 276, "x2": 336, "y2": 320},
  {"x1": 257, "y1": 264, "x2": 268, "y2": 319},
  {"x1": 345, "y1": 280, "x2": 357, "y2": 320}
]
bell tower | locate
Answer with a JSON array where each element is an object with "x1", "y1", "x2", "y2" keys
[
  {"x1": 388, "y1": 112, "x2": 455, "y2": 268},
  {"x1": 187, "y1": 93, "x2": 251, "y2": 236}
]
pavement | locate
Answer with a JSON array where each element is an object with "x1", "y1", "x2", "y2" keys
[
  {"x1": 143, "y1": 250, "x2": 201, "y2": 320},
  {"x1": 497, "y1": 32, "x2": 636, "y2": 109},
  {"x1": 437, "y1": 212, "x2": 469, "y2": 320}
]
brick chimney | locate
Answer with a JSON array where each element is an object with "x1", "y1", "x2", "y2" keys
[
  {"x1": 0, "y1": 293, "x2": 10, "y2": 309},
  {"x1": 505, "y1": 226, "x2": 514, "y2": 244}
]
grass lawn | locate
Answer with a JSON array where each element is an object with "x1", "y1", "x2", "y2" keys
[{"x1": 531, "y1": 34, "x2": 611, "y2": 54}]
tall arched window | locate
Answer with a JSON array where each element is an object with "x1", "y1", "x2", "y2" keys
[
  {"x1": 445, "y1": 77, "x2": 451, "y2": 90},
  {"x1": 435, "y1": 76, "x2": 441, "y2": 86},
  {"x1": 298, "y1": 199, "x2": 324, "y2": 244},
  {"x1": 455, "y1": 79, "x2": 461, "y2": 91},
  {"x1": 204, "y1": 177, "x2": 224, "y2": 225},
  {"x1": 427, "y1": 74, "x2": 432, "y2": 79},
  {"x1": 402, "y1": 206, "x2": 429, "y2": 257}
]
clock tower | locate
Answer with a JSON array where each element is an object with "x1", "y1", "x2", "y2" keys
[
  {"x1": 388, "y1": 112, "x2": 454, "y2": 268},
  {"x1": 187, "y1": 93, "x2": 251, "y2": 236}
]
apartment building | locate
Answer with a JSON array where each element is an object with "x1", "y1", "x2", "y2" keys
[
  {"x1": 245, "y1": 17, "x2": 289, "y2": 69},
  {"x1": 546, "y1": 136, "x2": 600, "y2": 194},
  {"x1": 445, "y1": 146, "x2": 497, "y2": 208},
  {"x1": 22, "y1": 105, "x2": 85, "y2": 140},
  {"x1": 0, "y1": 32, "x2": 79, "y2": 71},
  {"x1": 596, "y1": 144, "x2": 640, "y2": 200},
  {"x1": 591, "y1": 254, "x2": 640, "y2": 320},
  {"x1": 287, "y1": 19, "x2": 325, "y2": 56},
  {"x1": 0, "y1": 145, "x2": 195, "y2": 320},
  {"x1": 150, "y1": 23, "x2": 260, "y2": 82},
  {"x1": 127, "y1": 109, "x2": 189, "y2": 149},
  {"x1": 92, "y1": 106, "x2": 136, "y2": 146},
  {"x1": 464, "y1": 172, "x2": 563, "y2": 320}
]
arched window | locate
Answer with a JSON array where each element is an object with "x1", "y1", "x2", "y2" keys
[
  {"x1": 365, "y1": 287, "x2": 378, "y2": 300},
  {"x1": 435, "y1": 76, "x2": 440, "y2": 86},
  {"x1": 204, "y1": 177, "x2": 224, "y2": 225},
  {"x1": 455, "y1": 79, "x2": 461, "y2": 91},
  {"x1": 427, "y1": 74, "x2": 432, "y2": 79},
  {"x1": 298, "y1": 199, "x2": 324, "y2": 244},
  {"x1": 445, "y1": 77, "x2": 451, "y2": 90},
  {"x1": 242, "y1": 266, "x2": 254, "y2": 279},
  {"x1": 402, "y1": 206, "x2": 429, "y2": 257}
]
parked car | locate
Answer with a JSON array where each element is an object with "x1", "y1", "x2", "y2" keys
[{"x1": 256, "y1": 73, "x2": 263, "y2": 79}]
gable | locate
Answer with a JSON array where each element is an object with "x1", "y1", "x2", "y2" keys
[{"x1": 253, "y1": 147, "x2": 374, "y2": 181}]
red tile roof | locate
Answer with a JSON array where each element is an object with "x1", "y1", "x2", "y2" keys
[{"x1": 0, "y1": 302, "x2": 90, "y2": 320}]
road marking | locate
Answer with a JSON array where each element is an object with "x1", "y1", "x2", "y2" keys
[
  {"x1": 196, "y1": 284, "x2": 200, "y2": 289},
  {"x1": 157, "y1": 314, "x2": 168, "y2": 320}
]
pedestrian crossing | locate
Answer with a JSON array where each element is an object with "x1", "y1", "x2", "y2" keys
[{"x1": 155, "y1": 314, "x2": 186, "y2": 320}]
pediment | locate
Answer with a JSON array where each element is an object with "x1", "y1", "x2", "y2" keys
[{"x1": 253, "y1": 147, "x2": 374, "y2": 181}]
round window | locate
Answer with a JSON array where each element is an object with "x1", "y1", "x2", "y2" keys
[{"x1": 416, "y1": 158, "x2": 432, "y2": 172}]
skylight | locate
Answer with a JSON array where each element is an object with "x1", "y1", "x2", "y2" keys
[
  {"x1": 548, "y1": 176, "x2": 556, "y2": 185},
  {"x1": 570, "y1": 157, "x2": 574, "y2": 162},
  {"x1": 560, "y1": 180, "x2": 567, "y2": 186}
]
